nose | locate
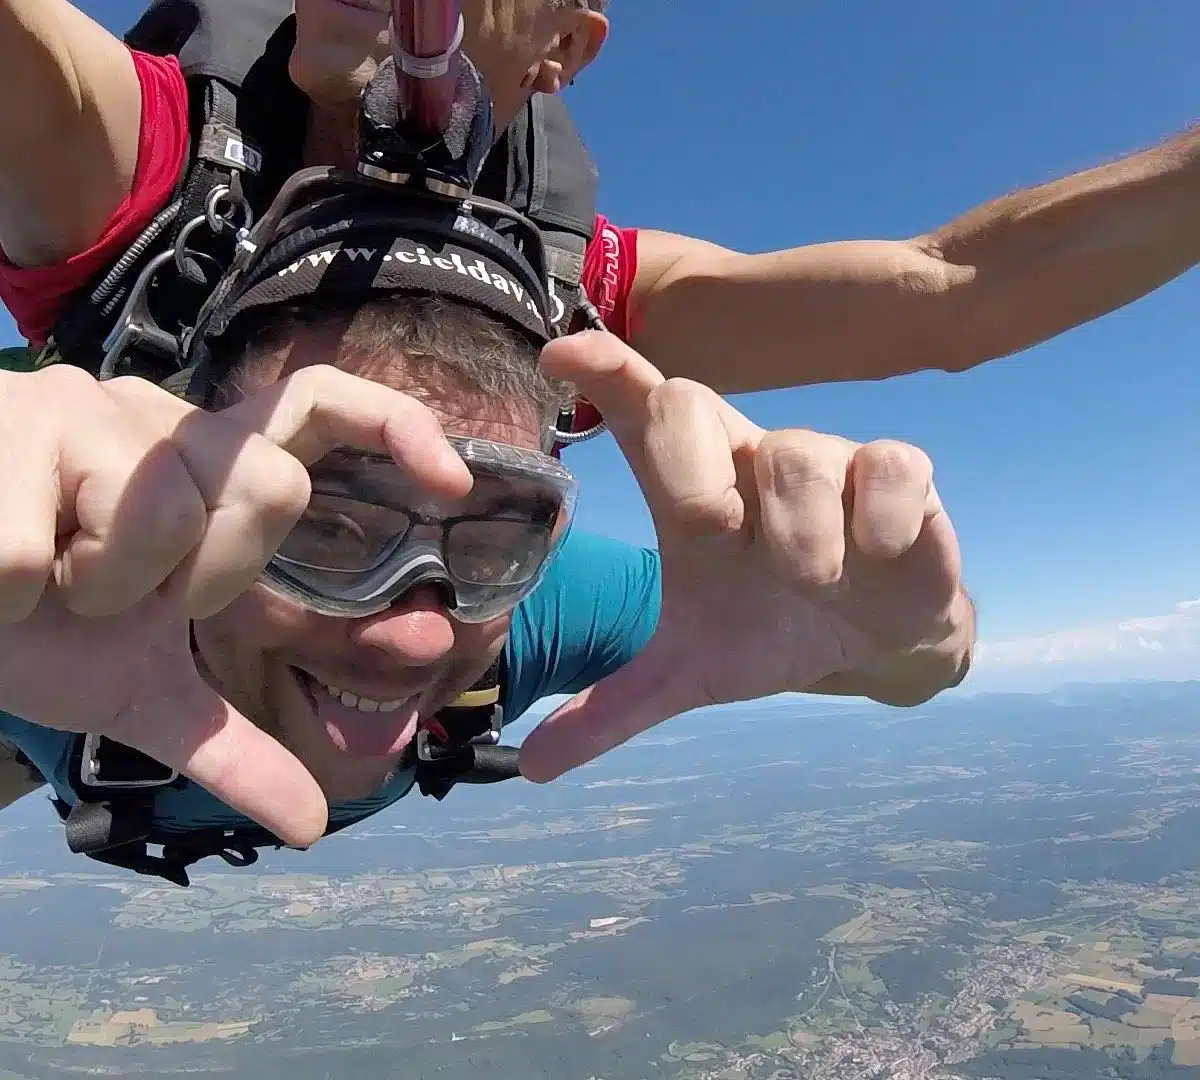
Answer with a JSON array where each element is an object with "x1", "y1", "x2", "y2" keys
[{"x1": 345, "y1": 584, "x2": 457, "y2": 666}]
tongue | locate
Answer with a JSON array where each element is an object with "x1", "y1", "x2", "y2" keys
[{"x1": 314, "y1": 688, "x2": 420, "y2": 759}]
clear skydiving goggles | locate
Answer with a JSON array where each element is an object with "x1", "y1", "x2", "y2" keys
[{"x1": 260, "y1": 436, "x2": 578, "y2": 621}]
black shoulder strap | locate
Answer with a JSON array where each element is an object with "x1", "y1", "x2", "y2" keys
[
  {"x1": 126, "y1": 3, "x2": 307, "y2": 203},
  {"x1": 477, "y1": 93, "x2": 599, "y2": 332},
  {"x1": 54, "y1": 654, "x2": 517, "y2": 887},
  {"x1": 124, "y1": 0, "x2": 295, "y2": 83},
  {"x1": 45, "y1": 3, "x2": 302, "y2": 382},
  {"x1": 45, "y1": 9, "x2": 599, "y2": 377}
]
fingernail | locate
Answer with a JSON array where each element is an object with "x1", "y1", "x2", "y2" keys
[
  {"x1": 436, "y1": 436, "x2": 457, "y2": 464},
  {"x1": 437, "y1": 436, "x2": 469, "y2": 477}
]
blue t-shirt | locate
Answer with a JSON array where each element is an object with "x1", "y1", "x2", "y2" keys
[{"x1": 0, "y1": 530, "x2": 661, "y2": 837}]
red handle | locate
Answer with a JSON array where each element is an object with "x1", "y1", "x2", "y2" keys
[{"x1": 392, "y1": 0, "x2": 462, "y2": 139}]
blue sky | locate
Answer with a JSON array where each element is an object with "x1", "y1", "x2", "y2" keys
[{"x1": 3, "y1": 0, "x2": 1199, "y2": 685}]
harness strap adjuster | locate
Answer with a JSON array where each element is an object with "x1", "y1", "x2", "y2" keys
[{"x1": 53, "y1": 661, "x2": 518, "y2": 882}]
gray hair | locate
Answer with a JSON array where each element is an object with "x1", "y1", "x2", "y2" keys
[{"x1": 210, "y1": 295, "x2": 575, "y2": 447}]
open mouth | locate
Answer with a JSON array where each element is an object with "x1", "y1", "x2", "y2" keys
[{"x1": 291, "y1": 667, "x2": 422, "y2": 759}]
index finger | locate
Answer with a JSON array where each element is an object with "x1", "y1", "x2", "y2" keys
[
  {"x1": 218, "y1": 364, "x2": 472, "y2": 496},
  {"x1": 541, "y1": 331, "x2": 763, "y2": 471},
  {"x1": 540, "y1": 331, "x2": 665, "y2": 455}
]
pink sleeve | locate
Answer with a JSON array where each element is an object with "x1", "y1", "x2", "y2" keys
[
  {"x1": 0, "y1": 50, "x2": 190, "y2": 346},
  {"x1": 559, "y1": 214, "x2": 642, "y2": 442},
  {"x1": 581, "y1": 214, "x2": 639, "y2": 343}
]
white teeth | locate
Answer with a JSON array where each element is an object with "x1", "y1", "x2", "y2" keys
[{"x1": 315, "y1": 679, "x2": 407, "y2": 715}]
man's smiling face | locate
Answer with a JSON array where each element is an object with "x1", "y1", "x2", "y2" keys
[{"x1": 192, "y1": 308, "x2": 548, "y2": 805}]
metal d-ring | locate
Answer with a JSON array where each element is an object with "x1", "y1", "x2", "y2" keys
[
  {"x1": 205, "y1": 185, "x2": 253, "y2": 236},
  {"x1": 98, "y1": 249, "x2": 184, "y2": 379}
]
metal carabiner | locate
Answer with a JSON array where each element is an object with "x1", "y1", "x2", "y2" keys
[
  {"x1": 171, "y1": 186, "x2": 255, "y2": 282},
  {"x1": 98, "y1": 250, "x2": 184, "y2": 380},
  {"x1": 205, "y1": 185, "x2": 253, "y2": 237}
]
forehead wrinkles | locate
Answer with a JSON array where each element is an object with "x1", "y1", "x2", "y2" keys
[
  {"x1": 322, "y1": 330, "x2": 543, "y2": 441},
  {"x1": 227, "y1": 323, "x2": 544, "y2": 448},
  {"x1": 398, "y1": 380, "x2": 542, "y2": 446}
]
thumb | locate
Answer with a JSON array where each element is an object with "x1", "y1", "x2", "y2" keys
[
  {"x1": 519, "y1": 644, "x2": 698, "y2": 783},
  {"x1": 540, "y1": 330, "x2": 662, "y2": 477},
  {"x1": 108, "y1": 674, "x2": 329, "y2": 848}
]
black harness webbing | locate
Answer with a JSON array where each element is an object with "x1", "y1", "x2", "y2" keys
[
  {"x1": 44, "y1": 10, "x2": 599, "y2": 381},
  {"x1": 57, "y1": 656, "x2": 519, "y2": 887}
]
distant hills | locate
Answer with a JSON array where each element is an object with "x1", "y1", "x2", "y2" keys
[{"x1": 973, "y1": 602, "x2": 1200, "y2": 693}]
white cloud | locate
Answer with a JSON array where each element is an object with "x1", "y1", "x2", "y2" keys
[
  {"x1": 509, "y1": 599, "x2": 1200, "y2": 715},
  {"x1": 968, "y1": 598, "x2": 1200, "y2": 692}
]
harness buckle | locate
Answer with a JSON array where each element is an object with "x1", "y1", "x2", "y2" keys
[
  {"x1": 468, "y1": 703, "x2": 503, "y2": 745},
  {"x1": 78, "y1": 733, "x2": 178, "y2": 791},
  {"x1": 98, "y1": 249, "x2": 185, "y2": 379},
  {"x1": 414, "y1": 724, "x2": 467, "y2": 766}
]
